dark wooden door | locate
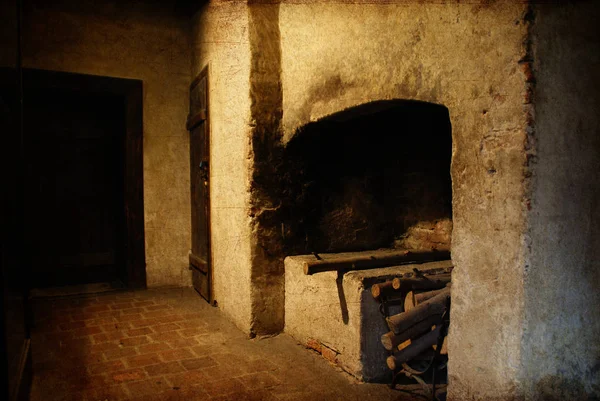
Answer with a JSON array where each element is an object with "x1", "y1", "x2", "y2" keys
[
  {"x1": 24, "y1": 87, "x2": 126, "y2": 287},
  {"x1": 188, "y1": 67, "x2": 211, "y2": 302}
]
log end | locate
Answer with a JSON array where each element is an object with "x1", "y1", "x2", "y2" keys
[
  {"x1": 386, "y1": 355, "x2": 398, "y2": 371},
  {"x1": 404, "y1": 291, "x2": 415, "y2": 312},
  {"x1": 302, "y1": 262, "x2": 310, "y2": 275},
  {"x1": 371, "y1": 284, "x2": 381, "y2": 300},
  {"x1": 392, "y1": 277, "x2": 401, "y2": 290},
  {"x1": 381, "y1": 332, "x2": 394, "y2": 351}
]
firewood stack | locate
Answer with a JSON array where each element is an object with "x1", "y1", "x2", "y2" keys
[{"x1": 371, "y1": 269, "x2": 451, "y2": 375}]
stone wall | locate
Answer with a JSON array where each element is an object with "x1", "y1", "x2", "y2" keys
[
  {"x1": 521, "y1": 2, "x2": 600, "y2": 399},
  {"x1": 22, "y1": 0, "x2": 192, "y2": 287},
  {"x1": 192, "y1": 1, "x2": 254, "y2": 332},
  {"x1": 278, "y1": 4, "x2": 531, "y2": 398},
  {"x1": 192, "y1": 2, "x2": 599, "y2": 398}
]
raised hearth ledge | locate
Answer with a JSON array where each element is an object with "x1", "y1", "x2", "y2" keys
[{"x1": 285, "y1": 253, "x2": 452, "y2": 381}]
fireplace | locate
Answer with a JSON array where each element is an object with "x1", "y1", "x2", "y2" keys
[
  {"x1": 281, "y1": 100, "x2": 453, "y2": 255},
  {"x1": 283, "y1": 99, "x2": 454, "y2": 381}
]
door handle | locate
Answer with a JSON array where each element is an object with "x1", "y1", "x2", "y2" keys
[{"x1": 199, "y1": 160, "x2": 209, "y2": 181}]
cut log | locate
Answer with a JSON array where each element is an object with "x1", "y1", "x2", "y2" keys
[
  {"x1": 414, "y1": 287, "x2": 450, "y2": 304},
  {"x1": 386, "y1": 287, "x2": 450, "y2": 334},
  {"x1": 392, "y1": 273, "x2": 451, "y2": 292},
  {"x1": 303, "y1": 249, "x2": 451, "y2": 275},
  {"x1": 404, "y1": 291, "x2": 415, "y2": 311},
  {"x1": 380, "y1": 314, "x2": 442, "y2": 351},
  {"x1": 371, "y1": 280, "x2": 401, "y2": 301},
  {"x1": 386, "y1": 326, "x2": 442, "y2": 370}
]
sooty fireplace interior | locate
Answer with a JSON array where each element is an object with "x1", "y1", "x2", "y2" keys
[{"x1": 281, "y1": 100, "x2": 453, "y2": 255}]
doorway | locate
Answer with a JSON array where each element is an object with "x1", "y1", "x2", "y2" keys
[{"x1": 23, "y1": 69, "x2": 146, "y2": 290}]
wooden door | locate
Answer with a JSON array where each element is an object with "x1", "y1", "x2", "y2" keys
[{"x1": 188, "y1": 67, "x2": 211, "y2": 302}]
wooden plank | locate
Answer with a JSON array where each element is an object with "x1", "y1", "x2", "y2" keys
[
  {"x1": 189, "y1": 252, "x2": 208, "y2": 274},
  {"x1": 303, "y1": 249, "x2": 451, "y2": 275},
  {"x1": 186, "y1": 109, "x2": 207, "y2": 130}
]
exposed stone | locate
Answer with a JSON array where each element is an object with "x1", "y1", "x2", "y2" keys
[
  {"x1": 305, "y1": 338, "x2": 322, "y2": 354},
  {"x1": 321, "y1": 344, "x2": 339, "y2": 365}
]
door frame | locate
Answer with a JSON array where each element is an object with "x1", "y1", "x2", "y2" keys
[{"x1": 23, "y1": 68, "x2": 146, "y2": 289}]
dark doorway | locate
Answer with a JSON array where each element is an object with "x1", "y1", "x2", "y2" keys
[{"x1": 23, "y1": 69, "x2": 146, "y2": 289}]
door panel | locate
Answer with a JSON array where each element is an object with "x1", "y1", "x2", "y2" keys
[{"x1": 188, "y1": 67, "x2": 211, "y2": 302}]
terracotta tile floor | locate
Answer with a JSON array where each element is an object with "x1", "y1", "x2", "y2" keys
[{"x1": 30, "y1": 288, "x2": 435, "y2": 401}]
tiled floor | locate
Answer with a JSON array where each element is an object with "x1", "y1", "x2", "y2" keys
[{"x1": 30, "y1": 288, "x2": 436, "y2": 401}]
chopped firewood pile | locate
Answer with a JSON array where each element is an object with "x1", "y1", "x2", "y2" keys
[{"x1": 371, "y1": 266, "x2": 451, "y2": 392}]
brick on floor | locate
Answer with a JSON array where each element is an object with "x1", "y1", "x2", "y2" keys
[
  {"x1": 237, "y1": 371, "x2": 282, "y2": 390},
  {"x1": 210, "y1": 389, "x2": 280, "y2": 401},
  {"x1": 119, "y1": 336, "x2": 150, "y2": 347},
  {"x1": 138, "y1": 342, "x2": 172, "y2": 354},
  {"x1": 160, "y1": 348, "x2": 195, "y2": 362},
  {"x1": 82, "y1": 384, "x2": 129, "y2": 401},
  {"x1": 180, "y1": 356, "x2": 218, "y2": 371},
  {"x1": 126, "y1": 377, "x2": 171, "y2": 397},
  {"x1": 164, "y1": 369, "x2": 206, "y2": 390},
  {"x1": 126, "y1": 353, "x2": 162, "y2": 368},
  {"x1": 127, "y1": 327, "x2": 153, "y2": 337},
  {"x1": 144, "y1": 361, "x2": 185, "y2": 376},
  {"x1": 88, "y1": 359, "x2": 126, "y2": 375},
  {"x1": 199, "y1": 377, "x2": 246, "y2": 397}
]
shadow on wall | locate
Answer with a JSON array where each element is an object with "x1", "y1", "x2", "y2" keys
[{"x1": 281, "y1": 100, "x2": 453, "y2": 256}]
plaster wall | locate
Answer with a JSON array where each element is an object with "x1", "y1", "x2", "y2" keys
[
  {"x1": 21, "y1": 0, "x2": 192, "y2": 287},
  {"x1": 521, "y1": 3, "x2": 600, "y2": 399},
  {"x1": 192, "y1": 1, "x2": 254, "y2": 332},
  {"x1": 278, "y1": 1, "x2": 531, "y2": 398}
]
